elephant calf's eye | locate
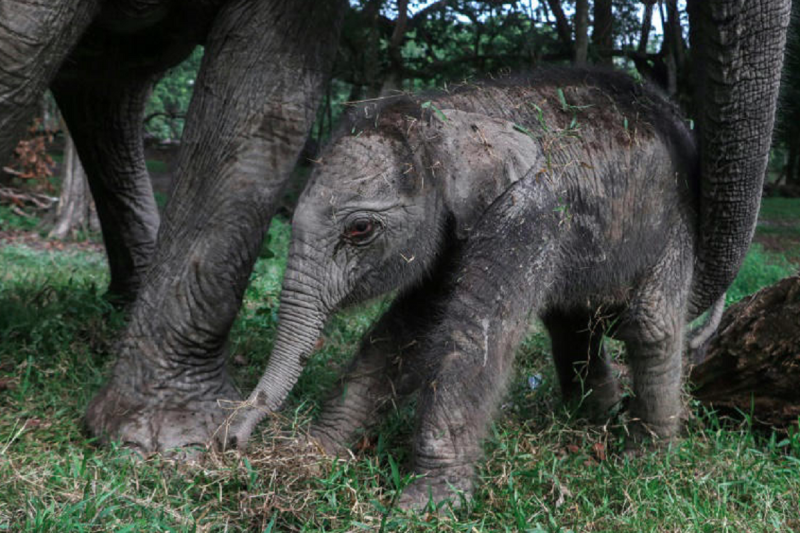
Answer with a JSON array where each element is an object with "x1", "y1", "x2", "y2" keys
[{"x1": 345, "y1": 217, "x2": 378, "y2": 244}]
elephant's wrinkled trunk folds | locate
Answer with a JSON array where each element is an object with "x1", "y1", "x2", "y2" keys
[{"x1": 226, "y1": 250, "x2": 328, "y2": 447}]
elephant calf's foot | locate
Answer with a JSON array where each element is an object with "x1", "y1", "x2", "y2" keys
[
  {"x1": 625, "y1": 414, "x2": 682, "y2": 453},
  {"x1": 397, "y1": 467, "x2": 474, "y2": 511},
  {"x1": 86, "y1": 378, "x2": 241, "y2": 458},
  {"x1": 575, "y1": 380, "x2": 622, "y2": 422},
  {"x1": 562, "y1": 379, "x2": 621, "y2": 425},
  {"x1": 307, "y1": 425, "x2": 359, "y2": 458}
]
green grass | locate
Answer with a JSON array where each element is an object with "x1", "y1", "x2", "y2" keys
[
  {"x1": 755, "y1": 197, "x2": 800, "y2": 265},
  {"x1": 758, "y1": 197, "x2": 800, "y2": 222},
  {"x1": 725, "y1": 243, "x2": 796, "y2": 304},
  {"x1": 153, "y1": 190, "x2": 169, "y2": 209},
  {"x1": 1, "y1": 212, "x2": 799, "y2": 531},
  {"x1": 0, "y1": 206, "x2": 40, "y2": 232},
  {"x1": 146, "y1": 159, "x2": 169, "y2": 174}
]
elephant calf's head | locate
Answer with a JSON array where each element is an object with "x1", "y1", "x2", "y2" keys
[{"x1": 289, "y1": 127, "x2": 446, "y2": 315}]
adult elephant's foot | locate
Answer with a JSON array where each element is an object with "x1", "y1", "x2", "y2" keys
[{"x1": 85, "y1": 354, "x2": 240, "y2": 458}]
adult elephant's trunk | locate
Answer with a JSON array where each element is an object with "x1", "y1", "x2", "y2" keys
[
  {"x1": 687, "y1": 0, "x2": 791, "y2": 316},
  {"x1": 225, "y1": 243, "x2": 328, "y2": 447}
]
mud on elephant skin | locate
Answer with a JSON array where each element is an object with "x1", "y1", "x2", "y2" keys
[{"x1": 219, "y1": 70, "x2": 703, "y2": 506}]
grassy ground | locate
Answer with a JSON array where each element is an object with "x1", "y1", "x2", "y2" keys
[{"x1": 0, "y1": 200, "x2": 799, "y2": 532}]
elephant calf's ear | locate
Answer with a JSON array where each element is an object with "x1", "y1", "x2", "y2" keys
[{"x1": 420, "y1": 109, "x2": 544, "y2": 239}]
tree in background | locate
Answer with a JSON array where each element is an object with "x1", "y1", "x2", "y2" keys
[
  {"x1": 143, "y1": 47, "x2": 204, "y2": 142},
  {"x1": 592, "y1": 0, "x2": 613, "y2": 65},
  {"x1": 0, "y1": 114, "x2": 58, "y2": 219},
  {"x1": 0, "y1": 90, "x2": 99, "y2": 238},
  {"x1": 49, "y1": 127, "x2": 98, "y2": 239},
  {"x1": 573, "y1": 0, "x2": 589, "y2": 63},
  {"x1": 776, "y1": 10, "x2": 800, "y2": 188},
  {"x1": 104, "y1": 2, "x2": 692, "y2": 148}
]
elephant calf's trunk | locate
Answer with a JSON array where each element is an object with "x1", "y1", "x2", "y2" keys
[{"x1": 223, "y1": 297, "x2": 326, "y2": 449}]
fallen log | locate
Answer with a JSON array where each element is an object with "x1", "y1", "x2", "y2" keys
[
  {"x1": 690, "y1": 274, "x2": 800, "y2": 427},
  {"x1": 0, "y1": 186, "x2": 57, "y2": 210}
]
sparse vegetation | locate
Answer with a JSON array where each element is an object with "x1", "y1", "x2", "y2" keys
[
  {"x1": 1, "y1": 200, "x2": 799, "y2": 532},
  {"x1": 724, "y1": 244, "x2": 795, "y2": 305}
]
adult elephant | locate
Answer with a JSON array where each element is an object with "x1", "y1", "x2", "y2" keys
[{"x1": 0, "y1": 0, "x2": 346, "y2": 452}]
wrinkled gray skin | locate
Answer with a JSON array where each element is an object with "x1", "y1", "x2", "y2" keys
[
  {"x1": 1, "y1": 0, "x2": 346, "y2": 453},
  {"x1": 225, "y1": 0, "x2": 792, "y2": 508}
]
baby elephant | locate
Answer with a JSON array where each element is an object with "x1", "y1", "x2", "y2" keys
[{"x1": 225, "y1": 69, "x2": 703, "y2": 507}]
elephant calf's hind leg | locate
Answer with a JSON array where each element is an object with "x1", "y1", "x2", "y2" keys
[
  {"x1": 543, "y1": 311, "x2": 621, "y2": 420},
  {"x1": 622, "y1": 286, "x2": 686, "y2": 444}
]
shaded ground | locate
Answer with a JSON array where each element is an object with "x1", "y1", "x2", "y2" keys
[{"x1": 0, "y1": 228, "x2": 103, "y2": 253}]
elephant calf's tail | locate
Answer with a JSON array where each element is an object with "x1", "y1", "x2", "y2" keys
[{"x1": 686, "y1": 292, "x2": 726, "y2": 365}]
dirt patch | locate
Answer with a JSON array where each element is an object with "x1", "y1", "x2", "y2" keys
[
  {"x1": 755, "y1": 232, "x2": 800, "y2": 255},
  {"x1": 0, "y1": 229, "x2": 104, "y2": 254},
  {"x1": 754, "y1": 219, "x2": 800, "y2": 263}
]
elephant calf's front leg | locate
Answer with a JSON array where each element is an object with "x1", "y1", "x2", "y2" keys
[
  {"x1": 401, "y1": 291, "x2": 533, "y2": 509},
  {"x1": 398, "y1": 180, "x2": 560, "y2": 509},
  {"x1": 311, "y1": 281, "x2": 447, "y2": 454}
]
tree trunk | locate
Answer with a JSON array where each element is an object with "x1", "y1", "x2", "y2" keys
[
  {"x1": 638, "y1": 1, "x2": 655, "y2": 54},
  {"x1": 690, "y1": 275, "x2": 800, "y2": 428},
  {"x1": 545, "y1": 0, "x2": 573, "y2": 52},
  {"x1": 363, "y1": 0, "x2": 385, "y2": 98},
  {"x1": 592, "y1": 0, "x2": 613, "y2": 65},
  {"x1": 660, "y1": 0, "x2": 684, "y2": 96},
  {"x1": 382, "y1": 0, "x2": 408, "y2": 96},
  {"x1": 573, "y1": 0, "x2": 589, "y2": 65},
  {"x1": 49, "y1": 130, "x2": 99, "y2": 239},
  {"x1": 787, "y1": 143, "x2": 800, "y2": 186}
]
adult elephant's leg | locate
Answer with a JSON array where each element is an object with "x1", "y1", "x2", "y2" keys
[
  {"x1": 52, "y1": 76, "x2": 160, "y2": 303},
  {"x1": 0, "y1": 0, "x2": 100, "y2": 162},
  {"x1": 85, "y1": 0, "x2": 347, "y2": 454}
]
